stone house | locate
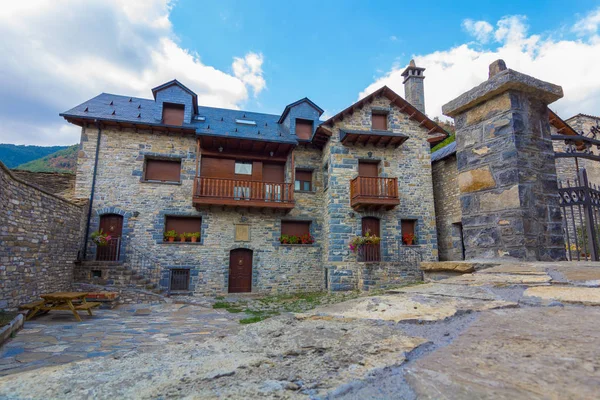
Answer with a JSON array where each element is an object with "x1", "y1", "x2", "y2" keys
[
  {"x1": 60, "y1": 62, "x2": 447, "y2": 295},
  {"x1": 432, "y1": 109, "x2": 600, "y2": 261}
]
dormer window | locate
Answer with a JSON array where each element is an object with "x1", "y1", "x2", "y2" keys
[
  {"x1": 295, "y1": 119, "x2": 313, "y2": 140},
  {"x1": 372, "y1": 112, "x2": 387, "y2": 130},
  {"x1": 162, "y1": 103, "x2": 185, "y2": 126}
]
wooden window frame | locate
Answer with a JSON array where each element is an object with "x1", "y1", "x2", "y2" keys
[
  {"x1": 164, "y1": 216, "x2": 202, "y2": 244},
  {"x1": 372, "y1": 112, "x2": 388, "y2": 131},
  {"x1": 401, "y1": 219, "x2": 417, "y2": 246},
  {"x1": 281, "y1": 220, "x2": 311, "y2": 237},
  {"x1": 234, "y1": 161, "x2": 253, "y2": 175},
  {"x1": 162, "y1": 102, "x2": 185, "y2": 126},
  {"x1": 143, "y1": 157, "x2": 182, "y2": 184},
  {"x1": 295, "y1": 169, "x2": 313, "y2": 192}
]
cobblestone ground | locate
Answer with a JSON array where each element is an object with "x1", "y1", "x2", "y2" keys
[
  {"x1": 0, "y1": 303, "x2": 242, "y2": 376},
  {"x1": 0, "y1": 262, "x2": 599, "y2": 399}
]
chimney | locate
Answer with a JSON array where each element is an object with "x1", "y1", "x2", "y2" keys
[{"x1": 401, "y1": 59, "x2": 426, "y2": 114}]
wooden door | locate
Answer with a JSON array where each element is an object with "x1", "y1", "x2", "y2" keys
[
  {"x1": 229, "y1": 249, "x2": 253, "y2": 293},
  {"x1": 96, "y1": 214, "x2": 123, "y2": 261},
  {"x1": 263, "y1": 163, "x2": 285, "y2": 201},
  {"x1": 358, "y1": 161, "x2": 379, "y2": 177},
  {"x1": 361, "y1": 217, "x2": 381, "y2": 261}
]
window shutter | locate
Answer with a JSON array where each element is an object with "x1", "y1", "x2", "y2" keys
[
  {"x1": 295, "y1": 170, "x2": 312, "y2": 182},
  {"x1": 281, "y1": 221, "x2": 311, "y2": 237},
  {"x1": 145, "y1": 159, "x2": 181, "y2": 182},
  {"x1": 165, "y1": 216, "x2": 202, "y2": 235},
  {"x1": 162, "y1": 103, "x2": 185, "y2": 126},
  {"x1": 372, "y1": 114, "x2": 387, "y2": 130},
  {"x1": 295, "y1": 119, "x2": 313, "y2": 140}
]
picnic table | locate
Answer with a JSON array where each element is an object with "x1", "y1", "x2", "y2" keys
[{"x1": 19, "y1": 292, "x2": 101, "y2": 322}]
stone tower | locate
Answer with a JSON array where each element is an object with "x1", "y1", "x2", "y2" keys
[{"x1": 401, "y1": 59, "x2": 426, "y2": 114}]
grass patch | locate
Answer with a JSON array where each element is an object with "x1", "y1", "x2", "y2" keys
[
  {"x1": 239, "y1": 316, "x2": 266, "y2": 324},
  {"x1": 212, "y1": 301, "x2": 230, "y2": 309},
  {"x1": 213, "y1": 301, "x2": 245, "y2": 314}
]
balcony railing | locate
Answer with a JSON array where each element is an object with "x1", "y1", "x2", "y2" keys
[
  {"x1": 350, "y1": 176, "x2": 400, "y2": 210},
  {"x1": 193, "y1": 177, "x2": 294, "y2": 209},
  {"x1": 96, "y1": 237, "x2": 121, "y2": 262}
]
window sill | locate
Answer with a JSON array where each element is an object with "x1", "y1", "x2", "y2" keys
[
  {"x1": 140, "y1": 179, "x2": 182, "y2": 185},
  {"x1": 160, "y1": 241, "x2": 203, "y2": 245},
  {"x1": 279, "y1": 243, "x2": 317, "y2": 247}
]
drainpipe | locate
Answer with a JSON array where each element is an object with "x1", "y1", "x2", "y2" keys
[{"x1": 82, "y1": 120, "x2": 102, "y2": 260}]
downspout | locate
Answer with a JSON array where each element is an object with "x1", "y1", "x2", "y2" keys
[{"x1": 82, "y1": 120, "x2": 102, "y2": 260}]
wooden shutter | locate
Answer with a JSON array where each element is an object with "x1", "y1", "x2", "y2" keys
[
  {"x1": 165, "y1": 216, "x2": 202, "y2": 235},
  {"x1": 362, "y1": 217, "x2": 380, "y2": 236},
  {"x1": 372, "y1": 114, "x2": 387, "y2": 130},
  {"x1": 162, "y1": 103, "x2": 185, "y2": 126},
  {"x1": 358, "y1": 161, "x2": 379, "y2": 177},
  {"x1": 263, "y1": 163, "x2": 285, "y2": 183},
  {"x1": 145, "y1": 159, "x2": 181, "y2": 182},
  {"x1": 281, "y1": 221, "x2": 311, "y2": 237},
  {"x1": 296, "y1": 119, "x2": 313, "y2": 140},
  {"x1": 295, "y1": 170, "x2": 312, "y2": 182},
  {"x1": 201, "y1": 157, "x2": 235, "y2": 179}
]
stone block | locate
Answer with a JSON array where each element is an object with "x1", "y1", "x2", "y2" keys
[
  {"x1": 479, "y1": 185, "x2": 520, "y2": 212},
  {"x1": 458, "y1": 167, "x2": 496, "y2": 193}
]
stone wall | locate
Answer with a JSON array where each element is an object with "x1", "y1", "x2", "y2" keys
[
  {"x1": 323, "y1": 94, "x2": 438, "y2": 291},
  {"x1": 431, "y1": 154, "x2": 464, "y2": 261},
  {"x1": 0, "y1": 161, "x2": 85, "y2": 310},
  {"x1": 75, "y1": 126, "x2": 325, "y2": 296}
]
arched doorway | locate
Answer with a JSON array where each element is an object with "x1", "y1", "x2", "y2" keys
[
  {"x1": 96, "y1": 214, "x2": 123, "y2": 261},
  {"x1": 361, "y1": 217, "x2": 381, "y2": 261},
  {"x1": 229, "y1": 248, "x2": 253, "y2": 293}
]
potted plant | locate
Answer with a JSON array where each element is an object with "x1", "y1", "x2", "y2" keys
[
  {"x1": 348, "y1": 231, "x2": 381, "y2": 252},
  {"x1": 179, "y1": 233, "x2": 187, "y2": 242},
  {"x1": 189, "y1": 232, "x2": 200, "y2": 243},
  {"x1": 403, "y1": 233, "x2": 415, "y2": 246},
  {"x1": 164, "y1": 230, "x2": 177, "y2": 242},
  {"x1": 300, "y1": 233, "x2": 315, "y2": 244},
  {"x1": 280, "y1": 234, "x2": 290, "y2": 244},
  {"x1": 91, "y1": 229, "x2": 111, "y2": 246}
]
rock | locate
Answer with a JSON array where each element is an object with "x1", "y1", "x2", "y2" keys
[
  {"x1": 458, "y1": 167, "x2": 496, "y2": 193},
  {"x1": 406, "y1": 307, "x2": 600, "y2": 399},
  {"x1": 523, "y1": 286, "x2": 600, "y2": 306},
  {"x1": 479, "y1": 185, "x2": 520, "y2": 212},
  {"x1": 419, "y1": 261, "x2": 500, "y2": 273},
  {"x1": 488, "y1": 59, "x2": 507, "y2": 78}
]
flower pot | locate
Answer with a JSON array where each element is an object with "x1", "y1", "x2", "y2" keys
[
  {"x1": 168, "y1": 237, "x2": 175, "y2": 242},
  {"x1": 191, "y1": 237, "x2": 197, "y2": 243},
  {"x1": 180, "y1": 236, "x2": 186, "y2": 242}
]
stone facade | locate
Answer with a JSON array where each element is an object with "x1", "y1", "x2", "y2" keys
[
  {"x1": 323, "y1": 94, "x2": 438, "y2": 291},
  {"x1": 431, "y1": 154, "x2": 464, "y2": 261},
  {"x1": 76, "y1": 127, "x2": 326, "y2": 295},
  {"x1": 0, "y1": 162, "x2": 85, "y2": 310}
]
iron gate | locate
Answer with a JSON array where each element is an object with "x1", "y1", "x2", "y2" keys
[{"x1": 170, "y1": 269, "x2": 190, "y2": 291}]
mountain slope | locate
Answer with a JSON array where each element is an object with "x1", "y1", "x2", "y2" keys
[
  {"x1": 15, "y1": 145, "x2": 78, "y2": 173},
  {"x1": 0, "y1": 144, "x2": 68, "y2": 168}
]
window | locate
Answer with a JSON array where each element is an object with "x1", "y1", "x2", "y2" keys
[
  {"x1": 235, "y1": 161, "x2": 253, "y2": 175},
  {"x1": 295, "y1": 119, "x2": 313, "y2": 140},
  {"x1": 162, "y1": 103, "x2": 185, "y2": 126},
  {"x1": 236, "y1": 119, "x2": 257, "y2": 126},
  {"x1": 144, "y1": 158, "x2": 181, "y2": 183},
  {"x1": 170, "y1": 269, "x2": 190, "y2": 291},
  {"x1": 165, "y1": 216, "x2": 202, "y2": 238},
  {"x1": 295, "y1": 170, "x2": 312, "y2": 191},
  {"x1": 281, "y1": 220, "x2": 311, "y2": 237},
  {"x1": 372, "y1": 113, "x2": 387, "y2": 130},
  {"x1": 323, "y1": 163, "x2": 329, "y2": 190},
  {"x1": 401, "y1": 219, "x2": 417, "y2": 245}
]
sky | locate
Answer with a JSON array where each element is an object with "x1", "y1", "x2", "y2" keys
[{"x1": 1, "y1": 0, "x2": 600, "y2": 146}]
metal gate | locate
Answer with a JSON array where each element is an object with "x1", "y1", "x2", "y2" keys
[
  {"x1": 558, "y1": 169, "x2": 600, "y2": 261},
  {"x1": 170, "y1": 269, "x2": 190, "y2": 291}
]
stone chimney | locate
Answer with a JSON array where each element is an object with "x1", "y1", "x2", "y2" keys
[{"x1": 401, "y1": 59, "x2": 426, "y2": 114}]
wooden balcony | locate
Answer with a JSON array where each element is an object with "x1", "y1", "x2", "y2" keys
[
  {"x1": 350, "y1": 176, "x2": 400, "y2": 210},
  {"x1": 193, "y1": 177, "x2": 295, "y2": 209}
]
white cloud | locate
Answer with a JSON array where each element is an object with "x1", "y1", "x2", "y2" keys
[
  {"x1": 390, "y1": 35, "x2": 398, "y2": 41},
  {"x1": 462, "y1": 19, "x2": 494, "y2": 43},
  {"x1": 0, "y1": 0, "x2": 265, "y2": 145},
  {"x1": 359, "y1": 10, "x2": 600, "y2": 123},
  {"x1": 573, "y1": 8, "x2": 600, "y2": 36}
]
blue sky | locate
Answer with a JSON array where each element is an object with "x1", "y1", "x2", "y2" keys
[{"x1": 1, "y1": 0, "x2": 600, "y2": 145}]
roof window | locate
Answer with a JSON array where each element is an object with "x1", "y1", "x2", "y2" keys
[
  {"x1": 236, "y1": 119, "x2": 257, "y2": 126},
  {"x1": 194, "y1": 116, "x2": 206, "y2": 121}
]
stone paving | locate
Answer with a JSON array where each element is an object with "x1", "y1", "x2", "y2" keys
[
  {"x1": 0, "y1": 261, "x2": 599, "y2": 399},
  {"x1": 0, "y1": 303, "x2": 242, "y2": 376}
]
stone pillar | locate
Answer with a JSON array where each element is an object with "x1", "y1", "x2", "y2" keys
[{"x1": 442, "y1": 60, "x2": 565, "y2": 261}]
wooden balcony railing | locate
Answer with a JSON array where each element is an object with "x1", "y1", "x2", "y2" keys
[
  {"x1": 193, "y1": 177, "x2": 294, "y2": 209},
  {"x1": 350, "y1": 176, "x2": 400, "y2": 210}
]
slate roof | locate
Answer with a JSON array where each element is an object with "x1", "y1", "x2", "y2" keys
[
  {"x1": 430, "y1": 141, "x2": 456, "y2": 162},
  {"x1": 60, "y1": 93, "x2": 303, "y2": 144}
]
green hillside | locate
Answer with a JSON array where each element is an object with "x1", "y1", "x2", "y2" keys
[
  {"x1": 15, "y1": 145, "x2": 78, "y2": 173},
  {"x1": 0, "y1": 144, "x2": 68, "y2": 168}
]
